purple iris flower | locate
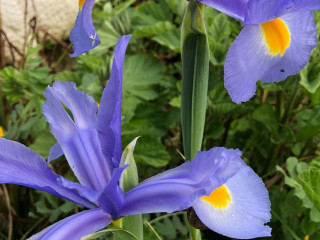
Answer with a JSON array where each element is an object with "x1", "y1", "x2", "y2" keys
[
  {"x1": 0, "y1": 35, "x2": 271, "y2": 239},
  {"x1": 69, "y1": 0, "x2": 100, "y2": 57},
  {"x1": 198, "y1": 0, "x2": 320, "y2": 103}
]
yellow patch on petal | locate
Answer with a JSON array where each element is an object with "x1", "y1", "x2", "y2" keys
[
  {"x1": 79, "y1": 0, "x2": 86, "y2": 8},
  {"x1": 202, "y1": 185, "x2": 231, "y2": 208},
  {"x1": 261, "y1": 18, "x2": 290, "y2": 56},
  {"x1": 0, "y1": 126, "x2": 4, "y2": 137},
  {"x1": 304, "y1": 236, "x2": 309, "y2": 240}
]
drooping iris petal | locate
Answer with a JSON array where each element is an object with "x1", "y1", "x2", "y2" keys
[
  {"x1": 260, "y1": 11, "x2": 317, "y2": 83},
  {"x1": 193, "y1": 165, "x2": 271, "y2": 239},
  {"x1": 290, "y1": 0, "x2": 320, "y2": 12},
  {"x1": 69, "y1": 0, "x2": 100, "y2": 57},
  {"x1": 0, "y1": 138, "x2": 95, "y2": 209},
  {"x1": 28, "y1": 209, "x2": 111, "y2": 240},
  {"x1": 198, "y1": 0, "x2": 248, "y2": 22},
  {"x1": 244, "y1": 0, "x2": 294, "y2": 24},
  {"x1": 43, "y1": 81, "x2": 112, "y2": 191},
  {"x1": 224, "y1": 24, "x2": 278, "y2": 103},
  {"x1": 121, "y1": 148, "x2": 244, "y2": 216},
  {"x1": 97, "y1": 35, "x2": 131, "y2": 168},
  {"x1": 224, "y1": 10, "x2": 317, "y2": 103}
]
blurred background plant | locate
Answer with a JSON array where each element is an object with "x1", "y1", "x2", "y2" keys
[{"x1": 0, "y1": 0, "x2": 320, "y2": 239}]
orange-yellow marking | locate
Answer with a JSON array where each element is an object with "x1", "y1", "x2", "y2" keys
[
  {"x1": 202, "y1": 185, "x2": 231, "y2": 208},
  {"x1": 261, "y1": 18, "x2": 290, "y2": 56},
  {"x1": 0, "y1": 126, "x2": 4, "y2": 137},
  {"x1": 79, "y1": 0, "x2": 86, "y2": 8}
]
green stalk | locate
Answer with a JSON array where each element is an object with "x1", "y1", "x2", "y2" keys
[
  {"x1": 181, "y1": 1, "x2": 209, "y2": 239},
  {"x1": 181, "y1": 0, "x2": 209, "y2": 161}
]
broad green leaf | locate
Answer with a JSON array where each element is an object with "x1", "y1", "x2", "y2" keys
[
  {"x1": 152, "y1": 29, "x2": 181, "y2": 52},
  {"x1": 300, "y1": 61, "x2": 320, "y2": 93},
  {"x1": 299, "y1": 170, "x2": 320, "y2": 212},
  {"x1": 210, "y1": 102, "x2": 237, "y2": 115},
  {"x1": 270, "y1": 189, "x2": 304, "y2": 240},
  {"x1": 122, "y1": 95, "x2": 141, "y2": 122},
  {"x1": 310, "y1": 157, "x2": 320, "y2": 170},
  {"x1": 29, "y1": 130, "x2": 56, "y2": 159},
  {"x1": 151, "y1": 213, "x2": 189, "y2": 239},
  {"x1": 95, "y1": 0, "x2": 135, "y2": 20},
  {"x1": 132, "y1": 135, "x2": 170, "y2": 167},
  {"x1": 55, "y1": 71, "x2": 81, "y2": 85},
  {"x1": 123, "y1": 55, "x2": 164, "y2": 101},
  {"x1": 43, "y1": 192, "x2": 58, "y2": 208},
  {"x1": 35, "y1": 199, "x2": 52, "y2": 215},
  {"x1": 296, "y1": 106, "x2": 320, "y2": 141},
  {"x1": 310, "y1": 206, "x2": 320, "y2": 222},
  {"x1": 302, "y1": 215, "x2": 320, "y2": 235},
  {"x1": 294, "y1": 188, "x2": 306, "y2": 200},
  {"x1": 252, "y1": 104, "x2": 278, "y2": 135},
  {"x1": 302, "y1": 195, "x2": 314, "y2": 209},
  {"x1": 77, "y1": 55, "x2": 107, "y2": 76},
  {"x1": 296, "y1": 162, "x2": 309, "y2": 174},
  {"x1": 132, "y1": 1, "x2": 173, "y2": 27},
  {"x1": 60, "y1": 202, "x2": 76, "y2": 214},
  {"x1": 133, "y1": 21, "x2": 175, "y2": 39},
  {"x1": 276, "y1": 165, "x2": 296, "y2": 187},
  {"x1": 97, "y1": 22, "x2": 122, "y2": 50},
  {"x1": 155, "y1": 217, "x2": 177, "y2": 239},
  {"x1": 286, "y1": 157, "x2": 298, "y2": 178},
  {"x1": 210, "y1": 14, "x2": 231, "y2": 40},
  {"x1": 169, "y1": 96, "x2": 181, "y2": 108},
  {"x1": 49, "y1": 208, "x2": 62, "y2": 223},
  {"x1": 165, "y1": 0, "x2": 188, "y2": 18},
  {"x1": 122, "y1": 54, "x2": 165, "y2": 122}
]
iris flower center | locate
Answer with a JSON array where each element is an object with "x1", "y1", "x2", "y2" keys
[
  {"x1": 202, "y1": 185, "x2": 231, "y2": 208},
  {"x1": 261, "y1": 18, "x2": 290, "y2": 56}
]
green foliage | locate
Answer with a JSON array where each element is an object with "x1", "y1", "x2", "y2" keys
[
  {"x1": 29, "y1": 130, "x2": 57, "y2": 159},
  {"x1": 32, "y1": 194, "x2": 77, "y2": 223},
  {"x1": 145, "y1": 213, "x2": 189, "y2": 240},
  {"x1": 276, "y1": 157, "x2": 320, "y2": 226}
]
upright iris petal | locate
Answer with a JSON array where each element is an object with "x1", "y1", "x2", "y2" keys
[
  {"x1": 43, "y1": 81, "x2": 112, "y2": 191},
  {"x1": 199, "y1": 0, "x2": 319, "y2": 103},
  {"x1": 69, "y1": 0, "x2": 100, "y2": 57},
  {"x1": 97, "y1": 35, "x2": 131, "y2": 168}
]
